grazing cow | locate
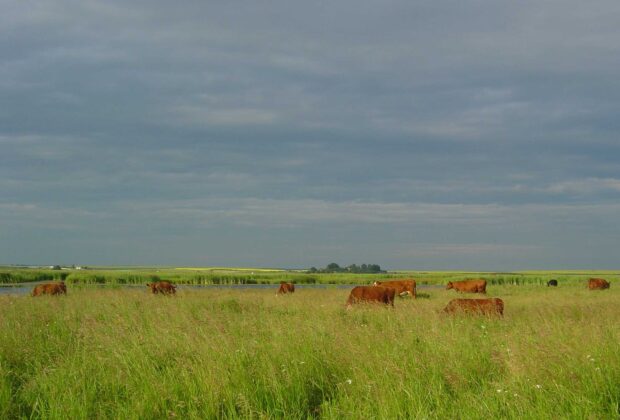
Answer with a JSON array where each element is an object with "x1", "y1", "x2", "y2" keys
[
  {"x1": 32, "y1": 281, "x2": 67, "y2": 297},
  {"x1": 146, "y1": 281, "x2": 177, "y2": 295},
  {"x1": 443, "y1": 298, "x2": 504, "y2": 316},
  {"x1": 446, "y1": 279, "x2": 487, "y2": 294},
  {"x1": 373, "y1": 279, "x2": 416, "y2": 298},
  {"x1": 588, "y1": 278, "x2": 610, "y2": 290},
  {"x1": 547, "y1": 279, "x2": 558, "y2": 287},
  {"x1": 346, "y1": 286, "x2": 395, "y2": 309},
  {"x1": 277, "y1": 282, "x2": 295, "y2": 295}
]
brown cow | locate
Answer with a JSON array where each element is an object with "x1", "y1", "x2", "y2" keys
[
  {"x1": 146, "y1": 281, "x2": 177, "y2": 295},
  {"x1": 443, "y1": 298, "x2": 504, "y2": 316},
  {"x1": 346, "y1": 286, "x2": 395, "y2": 309},
  {"x1": 373, "y1": 279, "x2": 416, "y2": 298},
  {"x1": 32, "y1": 281, "x2": 67, "y2": 297},
  {"x1": 446, "y1": 279, "x2": 487, "y2": 294},
  {"x1": 277, "y1": 282, "x2": 295, "y2": 295},
  {"x1": 588, "y1": 278, "x2": 610, "y2": 290}
]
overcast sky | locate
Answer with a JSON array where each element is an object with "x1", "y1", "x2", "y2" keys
[{"x1": 1, "y1": 1, "x2": 619, "y2": 270}]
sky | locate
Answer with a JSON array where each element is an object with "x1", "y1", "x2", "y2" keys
[{"x1": 1, "y1": 1, "x2": 619, "y2": 270}]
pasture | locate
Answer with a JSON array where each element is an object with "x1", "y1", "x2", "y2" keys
[{"x1": 0, "y1": 280, "x2": 618, "y2": 418}]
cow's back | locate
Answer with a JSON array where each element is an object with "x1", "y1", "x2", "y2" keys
[
  {"x1": 450, "y1": 279, "x2": 487, "y2": 293},
  {"x1": 374, "y1": 280, "x2": 416, "y2": 298}
]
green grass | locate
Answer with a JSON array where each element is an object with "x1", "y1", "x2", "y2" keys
[{"x1": 0, "y1": 282, "x2": 618, "y2": 418}]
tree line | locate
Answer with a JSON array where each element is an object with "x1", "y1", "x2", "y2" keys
[{"x1": 307, "y1": 263, "x2": 385, "y2": 274}]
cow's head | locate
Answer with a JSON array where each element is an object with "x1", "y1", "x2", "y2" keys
[
  {"x1": 446, "y1": 282, "x2": 453, "y2": 290},
  {"x1": 373, "y1": 281, "x2": 381, "y2": 286}
]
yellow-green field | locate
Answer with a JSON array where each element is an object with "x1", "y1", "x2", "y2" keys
[
  {"x1": 0, "y1": 281, "x2": 618, "y2": 418},
  {"x1": 175, "y1": 267, "x2": 288, "y2": 272}
]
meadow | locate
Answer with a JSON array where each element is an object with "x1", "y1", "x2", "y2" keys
[{"x1": 0, "y1": 277, "x2": 618, "y2": 418}]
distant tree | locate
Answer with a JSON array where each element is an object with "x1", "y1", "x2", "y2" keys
[
  {"x1": 326, "y1": 262, "x2": 341, "y2": 272},
  {"x1": 310, "y1": 262, "x2": 385, "y2": 274},
  {"x1": 368, "y1": 264, "x2": 382, "y2": 273}
]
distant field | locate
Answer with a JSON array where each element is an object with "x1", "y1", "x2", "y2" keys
[
  {"x1": 176, "y1": 267, "x2": 287, "y2": 272},
  {"x1": 0, "y1": 282, "x2": 618, "y2": 418}
]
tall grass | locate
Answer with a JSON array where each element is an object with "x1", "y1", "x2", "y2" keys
[
  {"x1": 0, "y1": 283, "x2": 618, "y2": 418},
  {"x1": 0, "y1": 270, "x2": 69, "y2": 284}
]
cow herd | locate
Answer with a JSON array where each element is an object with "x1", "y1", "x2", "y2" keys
[
  {"x1": 349, "y1": 279, "x2": 505, "y2": 316},
  {"x1": 346, "y1": 277, "x2": 611, "y2": 316},
  {"x1": 29, "y1": 277, "x2": 612, "y2": 317}
]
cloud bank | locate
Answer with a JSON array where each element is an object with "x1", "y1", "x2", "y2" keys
[{"x1": 1, "y1": 0, "x2": 619, "y2": 269}]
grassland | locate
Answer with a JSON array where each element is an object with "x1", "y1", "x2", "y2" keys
[
  {"x1": 1, "y1": 266, "x2": 619, "y2": 287},
  {"x1": 0, "y1": 280, "x2": 618, "y2": 419}
]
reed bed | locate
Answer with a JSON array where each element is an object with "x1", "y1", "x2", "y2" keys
[{"x1": 1, "y1": 267, "x2": 618, "y2": 287}]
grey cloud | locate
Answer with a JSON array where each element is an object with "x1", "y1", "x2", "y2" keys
[{"x1": 2, "y1": 0, "x2": 619, "y2": 268}]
